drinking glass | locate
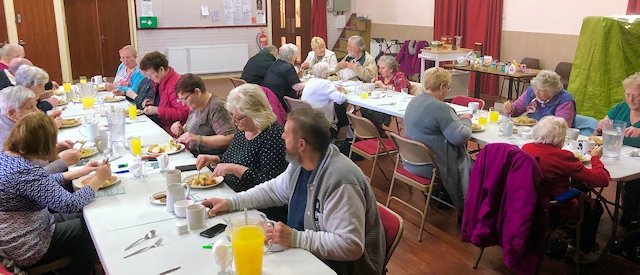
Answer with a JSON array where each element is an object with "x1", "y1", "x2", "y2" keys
[
  {"x1": 400, "y1": 87, "x2": 409, "y2": 101},
  {"x1": 63, "y1": 82, "x2": 71, "y2": 92},
  {"x1": 602, "y1": 120, "x2": 626, "y2": 160},
  {"x1": 128, "y1": 105, "x2": 138, "y2": 120},
  {"x1": 130, "y1": 136, "x2": 142, "y2": 156},
  {"x1": 386, "y1": 85, "x2": 395, "y2": 98},
  {"x1": 229, "y1": 212, "x2": 271, "y2": 275},
  {"x1": 477, "y1": 110, "x2": 488, "y2": 126},
  {"x1": 489, "y1": 107, "x2": 499, "y2": 123},
  {"x1": 79, "y1": 76, "x2": 87, "y2": 84}
]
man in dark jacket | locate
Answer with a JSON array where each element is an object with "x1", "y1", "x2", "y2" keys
[{"x1": 240, "y1": 45, "x2": 277, "y2": 86}]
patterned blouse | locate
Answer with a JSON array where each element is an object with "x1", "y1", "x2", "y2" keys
[
  {"x1": 376, "y1": 71, "x2": 411, "y2": 92},
  {"x1": 0, "y1": 153, "x2": 95, "y2": 267},
  {"x1": 220, "y1": 122, "x2": 288, "y2": 192}
]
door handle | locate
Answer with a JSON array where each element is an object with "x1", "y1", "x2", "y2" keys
[
  {"x1": 100, "y1": 35, "x2": 106, "y2": 42},
  {"x1": 18, "y1": 40, "x2": 25, "y2": 46},
  {"x1": 16, "y1": 14, "x2": 21, "y2": 23}
]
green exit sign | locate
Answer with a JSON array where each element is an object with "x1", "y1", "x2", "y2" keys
[{"x1": 139, "y1": 16, "x2": 157, "y2": 29}]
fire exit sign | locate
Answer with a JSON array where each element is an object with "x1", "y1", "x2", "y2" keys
[{"x1": 139, "y1": 16, "x2": 158, "y2": 29}]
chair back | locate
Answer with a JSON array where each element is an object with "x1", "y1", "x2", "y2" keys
[
  {"x1": 377, "y1": 202, "x2": 404, "y2": 267},
  {"x1": 520, "y1": 57, "x2": 541, "y2": 69},
  {"x1": 554, "y1": 62, "x2": 573, "y2": 89},
  {"x1": 450, "y1": 95, "x2": 485, "y2": 110},
  {"x1": 409, "y1": 81, "x2": 424, "y2": 96},
  {"x1": 283, "y1": 96, "x2": 312, "y2": 111},
  {"x1": 388, "y1": 132, "x2": 437, "y2": 166},
  {"x1": 347, "y1": 112, "x2": 381, "y2": 140},
  {"x1": 229, "y1": 77, "x2": 247, "y2": 88}
]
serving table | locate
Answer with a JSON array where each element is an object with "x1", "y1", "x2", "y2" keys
[
  {"x1": 444, "y1": 65, "x2": 540, "y2": 100},
  {"x1": 418, "y1": 47, "x2": 473, "y2": 85}
]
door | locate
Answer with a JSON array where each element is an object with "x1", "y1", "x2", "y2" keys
[
  {"x1": 65, "y1": 0, "x2": 131, "y2": 79},
  {"x1": 270, "y1": 0, "x2": 311, "y2": 63},
  {"x1": 13, "y1": 0, "x2": 62, "y2": 81},
  {"x1": 0, "y1": 0, "x2": 8, "y2": 47}
]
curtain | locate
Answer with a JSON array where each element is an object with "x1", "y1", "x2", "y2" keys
[
  {"x1": 434, "y1": 0, "x2": 503, "y2": 97},
  {"x1": 629, "y1": 0, "x2": 640, "y2": 14},
  {"x1": 311, "y1": 0, "x2": 328, "y2": 41}
]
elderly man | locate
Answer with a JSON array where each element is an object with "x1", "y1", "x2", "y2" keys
[
  {"x1": 241, "y1": 45, "x2": 278, "y2": 86},
  {"x1": 107, "y1": 45, "x2": 144, "y2": 99},
  {"x1": 0, "y1": 44, "x2": 25, "y2": 71},
  {"x1": 0, "y1": 57, "x2": 33, "y2": 89},
  {"x1": 263, "y1": 43, "x2": 305, "y2": 112},
  {"x1": 201, "y1": 108, "x2": 385, "y2": 275},
  {"x1": 336, "y1": 35, "x2": 378, "y2": 82}
]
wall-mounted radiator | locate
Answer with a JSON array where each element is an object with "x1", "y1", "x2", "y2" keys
[{"x1": 166, "y1": 44, "x2": 249, "y2": 74}]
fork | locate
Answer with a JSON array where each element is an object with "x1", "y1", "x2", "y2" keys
[{"x1": 123, "y1": 238, "x2": 163, "y2": 259}]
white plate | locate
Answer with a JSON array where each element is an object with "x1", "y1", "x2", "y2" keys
[
  {"x1": 103, "y1": 96, "x2": 126, "y2": 102},
  {"x1": 471, "y1": 124, "x2": 485, "y2": 132},
  {"x1": 184, "y1": 173, "x2": 224, "y2": 189},
  {"x1": 60, "y1": 118, "x2": 81, "y2": 128},
  {"x1": 79, "y1": 147, "x2": 98, "y2": 159},
  {"x1": 145, "y1": 143, "x2": 185, "y2": 155},
  {"x1": 573, "y1": 152, "x2": 591, "y2": 163},
  {"x1": 149, "y1": 191, "x2": 167, "y2": 205},
  {"x1": 73, "y1": 175, "x2": 120, "y2": 190}
]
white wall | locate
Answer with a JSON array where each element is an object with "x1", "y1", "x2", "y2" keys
[{"x1": 351, "y1": 0, "x2": 628, "y2": 35}]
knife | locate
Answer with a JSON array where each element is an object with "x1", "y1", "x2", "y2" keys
[{"x1": 158, "y1": 266, "x2": 181, "y2": 275}]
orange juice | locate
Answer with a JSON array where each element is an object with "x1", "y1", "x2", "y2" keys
[
  {"x1": 489, "y1": 111, "x2": 499, "y2": 123},
  {"x1": 128, "y1": 105, "x2": 138, "y2": 120},
  {"x1": 361, "y1": 92, "x2": 368, "y2": 99},
  {"x1": 81, "y1": 97, "x2": 95, "y2": 109},
  {"x1": 232, "y1": 225, "x2": 265, "y2": 275},
  {"x1": 130, "y1": 136, "x2": 142, "y2": 156},
  {"x1": 79, "y1": 76, "x2": 87, "y2": 84},
  {"x1": 478, "y1": 116, "x2": 487, "y2": 125},
  {"x1": 63, "y1": 82, "x2": 71, "y2": 91}
]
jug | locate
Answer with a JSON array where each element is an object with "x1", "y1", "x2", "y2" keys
[
  {"x1": 106, "y1": 110, "x2": 126, "y2": 143},
  {"x1": 78, "y1": 83, "x2": 97, "y2": 109},
  {"x1": 502, "y1": 121, "x2": 514, "y2": 137},
  {"x1": 166, "y1": 183, "x2": 190, "y2": 213},
  {"x1": 227, "y1": 211, "x2": 274, "y2": 275}
]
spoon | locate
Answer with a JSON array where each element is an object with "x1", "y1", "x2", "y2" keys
[{"x1": 123, "y1": 229, "x2": 156, "y2": 251}]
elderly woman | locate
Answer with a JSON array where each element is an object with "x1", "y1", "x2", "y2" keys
[
  {"x1": 195, "y1": 83, "x2": 288, "y2": 222},
  {"x1": 139, "y1": 51, "x2": 189, "y2": 136},
  {"x1": 403, "y1": 67, "x2": 473, "y2": 211},
  {"x1": 300, "y1": 37, "x2": 338, "y2": 74},
  {"x1": 170, "y1": 74, "x2": 236, "y2": 156},
  {"x1": 336, "y1": 35, "x2": 378, "y2": 82},
  {"x1": 595, "y1": 72, "x2": 640, "y2": 228},
  {"x1": 14, "y1": 65, "x2": 58, "y2": 113},
  {"x1": 522, "y1": 116, "x2": 609, "y2": 257},
  {"x1": 107, "y1": 45, "x2": 144, "y2": 99},
  {"x1": 0, "y1": 112, "x2": 111, "y2": 273},
  {"x1": 503, "y1": 70, "x2": 576, "y2": 127},
  {"x1": 300, "y1": 62, "x2": 346, "y2": 135},
  {"x1": 0, "y1": 86, "x2": 79, "y2": 174},
  {"x1": 372, "y1": 55, "x2": 410, "y2": 92},
  {"x1": 0, "y1": 44, "x2": 24, "y2": 71},
  {"x1": 263, "y1": 43, "x2": 305, "y2": 112}
]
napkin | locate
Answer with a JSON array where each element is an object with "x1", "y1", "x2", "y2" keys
[
  {"x1": 95, "y1": 185, "x2": 126, "y2": 198},
  {"x1": 157, "y1": 153, "x2": 169, "y2": 171}
]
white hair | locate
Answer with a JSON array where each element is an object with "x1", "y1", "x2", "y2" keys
[
  {"x1": 0, "y1": 85, "x2": 36, "y2": 116},
  {"x1": 531, "y1": 70, "x2": 564, "y2": 96},
  {"x1": 311, "y1": 62, "x2": 330, "y2": 78},
  {"x1": 278, "y1": 44, "x2": 298, "y2": 62},
  {"x1": 14, "y1": 65, "x2": 49, "y2": 88},
  {"x1": 531, "y1": 116, "x2": 567, "y2": 148}
]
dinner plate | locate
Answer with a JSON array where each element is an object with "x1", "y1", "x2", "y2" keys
[
  {"x1": 573, "y1": 152, "x2": 591, "y2": 163},
  {"x1": 122, "y1": 109, "x2": 143, "y2": 116},
  {"x1": 56, "y1": 99, "x2": 68, "y2": 106},
  {"x1": 145, "y1": 143, "x2": 185, "y2": 155},
  {"x1": 73, "y1": 175, "x2": 120, "y2": 190},
  {"x1": 149, "y1": 191, "x2": 167, "y2": 205},
  {"x1": 512, "y1": 118, "x2": 537, "y2": 126},
  {"x1": 471, "y1": 124, "x2": 485, "y2": 132},
  {"x1": 184, "y1": 173, "x2": 224, "y2": 189},
  {"x1": 79, "y1": 147, "x2": 98, "y2": 159},
  {"x1": 103, "y1": 96, "x2": 126, "y2": 102},
  {"x1": 60, "y1": 118, "x2": 81, "y2": 128}
]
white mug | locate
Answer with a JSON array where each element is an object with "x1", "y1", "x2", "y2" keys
[
  {"x1": 566, "y1": 128, "x2": 580, "y2": 142},
  {"x1": 174, "y1": 200, "x2": 194, "y2": 218},
  {"x1": 468, "y1": 102, "x2": 479, "y2": 114},
  {"x1": 166, "y1": 183, "x2": 190, "y2": 213},
  {"x1": 91, "y1": 75, "x2": 104, "y2": 85},
  {"x1": 82, "y1": 122, "x2": 99, "y2": 142},
  {"x1": 166, "y1": 169, "x2": 181, "y2": 186},
  {"x1": 186, "y1": 204, "x2": 205, "y2": 230},
  {"x1": 580, "y1": 140, "x2": 596, "y2": 155}
]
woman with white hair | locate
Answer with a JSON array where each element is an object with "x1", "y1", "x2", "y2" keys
[
  {"x1": 522, "y1": 116, "x2": 609, "y2": 259},
  {"x1": 301, "y1": 62, "x2": 346, "y2": 136},
  {"x1": 14, "y1": 65, "x2": 58, "y2": 113},
  {"x1": 503, "y1": 70, "x2": 576, "y2": 127},
  {"x1": 300, "y1": 37, "x2": 337, "y2": 73},
  {"x1": 263, "y1": 43, "x2": 305, "y2": 112}
]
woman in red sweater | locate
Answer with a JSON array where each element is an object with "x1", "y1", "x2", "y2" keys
[{"x1": 522, "y1": 116, "x2": 610, "y2": 256}]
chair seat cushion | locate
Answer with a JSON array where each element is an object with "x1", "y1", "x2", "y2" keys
[
  {"x1": 396, "y1": 166, "x2": 432, "y2": 186},
  {"x1": 352, "y1": 138, "x2": 396, "y2": 155}
]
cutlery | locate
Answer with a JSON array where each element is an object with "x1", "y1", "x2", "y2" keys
[
  {"x1": 123, "y1": 229, "x2": 156, "y2": 251},
  {"x1": 158, "y1": 266, "x2": 181, "y2": 275},
  {"x1": 124, "y1": 238, "x2": 163, "y2": 259},
  {"x1": 377, "y1": 102, "x2": 396, "y2": 106}
]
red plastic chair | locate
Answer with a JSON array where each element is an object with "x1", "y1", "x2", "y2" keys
[
  {"x1": 377, "y1": 202, "x2": 404, "y2": 273},
  {"x1": 346, "y1": 113, "x2": 397, "y2": 182},
  {"x1": 450, "y1": 95, "x2": 485, "y2": 110}
]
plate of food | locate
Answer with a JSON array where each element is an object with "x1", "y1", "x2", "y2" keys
[
  {"x1": 149, "y1": 191, "x2": 167, "y2": 205},
  {"x1": 588, "y1": 136, "x2": 603, "y2": 146},
  {"x1": 122, "y1": 109, "x2": 143, "y2": 116},
  {"x1": 79, "y1": 147, "x2": 98, "y2": 159},
  {"x1": 146, "y1": 139, "x2": 185, "y2": 155},
  {"x1": 53, "y1": 90, "x2": 66, "y2": 96},
  {"x1": 572, "y1": 152, "x2": 591, "y2": 163},
  {"x1": 73, "y1": 175, "x2": 120, "y2": 190},
  {"x1": 103, "y1": 95, "x2": 126, "y2": 102},
  {"x1": 96, "y1": 85, "x2": 107, "y2": 92},
  {"x1": 512, "y1": 116, "x2": 537, "y2": 126},
  {"x1": 185, "y1": 173, "x2": 224, "y2": 189},
  {"x1": 56, "y1": 98, "x2": 68, "y2": 106},
  {"x1": 60, "y1": 118, "x2": 81, "y2": 128},
  {"x1": 471, "y1": 123, "x2": 485, "y2": 132}
]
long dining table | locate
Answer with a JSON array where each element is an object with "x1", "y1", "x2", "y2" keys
[{"x1": 55, "y1": 93, "x2": 336, "y2": 275}]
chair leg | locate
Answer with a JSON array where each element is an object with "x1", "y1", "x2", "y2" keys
[
  {"x1": 386, "y1": 176, "x2": 396, "y2": 208},
  {"x1": 473, "y1": 247, "x2": 485, "y2": 269},
  {"x1": 418, "y1": 185, "x2": 434, "y2": 242},
  {"x1": 369, "y1": 155, "x2": 379, "y2": 182}
]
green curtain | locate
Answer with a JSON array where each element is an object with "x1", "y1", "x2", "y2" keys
[{"x1": 571, "y1": 16, "x2": 640, "y2": 119}]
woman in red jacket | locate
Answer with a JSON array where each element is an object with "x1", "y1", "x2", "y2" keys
[
  {"x1": 522, "y1": 116, "x2": 610, "y2": 257},
  {"x1": 139, "y1": 51, "x2": 189, "y2": 136}
]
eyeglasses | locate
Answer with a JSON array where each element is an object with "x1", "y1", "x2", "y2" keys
[
  {"x1": 447, "y1": 86, "x2": 452, "y2": 92},
  {"x1": 232, "y1": 115, "x2": 246, "y2": 123},
  {"x1": 177, "y1": 93, "x2": 192, "y2": 103}
]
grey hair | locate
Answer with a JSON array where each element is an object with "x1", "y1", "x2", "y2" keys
[
  {"x1": 1, "y1": 44, "x2": 24, "y2": 59},
  {"x1": 530, "y1": 70, "x2": 564, "y2": 96},
  {"x1": 8, "y1": 58, "x2": 33, "y2": 74},
  {"x1": 278, "y1": 44, "x2": 298, "y2": 62},
  {"x1": 348, "y1": 35, "x2": 365, "y2": 51},
  {"x1": 531, "y1": 116, "x2": 567, "y2": 148},
  {"x1": 0, "y1": 85, "x2": 36, "y2": 116},
  {"x1": 623, "y1": 72, "x2": 640, "y2": 91},
  {"x1": 120, "y1": 45, "x2": 137, "y2": 57},
  {"x1": 263, "y1": 45, "x2": 278, "y2": 56},
  {"x1": 14, "y1": 65, "x2": 49, "y2": 88},
  {"x1": 377, "y1": 55, "x2": 399, "y2": 72},
  {"x1": 311, "y1": 62, "x2": 330, "y2": 78},
  {"x1": 225, "y1": 83, "x2": 276, "y2": 130}
]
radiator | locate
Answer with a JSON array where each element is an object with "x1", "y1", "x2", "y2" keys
[{"x1": 166, "y1": 44, "x2": 249, "y2": 74}]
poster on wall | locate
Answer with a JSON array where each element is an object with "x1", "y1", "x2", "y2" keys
[{"x1": 223, "y1": 0, "x2": 251, "y2": 25}]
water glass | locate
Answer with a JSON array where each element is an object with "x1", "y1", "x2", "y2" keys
[
  {"x1": 489, "y1": 107, "x2": 499, "y2": 123},
  {"x1": 400, "y1": 87, "x2": 408, "y2": 101},
  {"x1": 602, "y1": 120, "x2": 626, "y2": 160}
]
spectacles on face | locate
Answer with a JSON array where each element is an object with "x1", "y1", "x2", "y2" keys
[
  {"x1": 177, "y1": 93, "x2": 192, "y2": 103},
  {"x1": 232, "y1": 114, "x2": 246, "y2": 123},
  {"x1": 447, "y1": 85, "x2": 452, "y2": 92}
]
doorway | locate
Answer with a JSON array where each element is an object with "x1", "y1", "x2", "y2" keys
[
  {"x1": 13, "y1": 0, "x2": 62, "y2": 81},
  {"x1": 270, "y1": 0, "x2": 311, "y2": 63},
  {"x1": 64, "y1": 0, "x2": 131, "y2": 79},
  {"x1": 0, "y1": 0, "x2": 8, "y2": 47}
]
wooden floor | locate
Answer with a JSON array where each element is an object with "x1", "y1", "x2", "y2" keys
[{"x1": 203, "y1": 76, "x2": 639, "y2": 275}]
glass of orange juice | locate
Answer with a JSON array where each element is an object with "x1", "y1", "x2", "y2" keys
[
  {"x1": 477, "y1": 110, "x2": 488, "y2": 125},
  {"x1": 489, "y1": 107, "x2": 499, "y2": 123},
  {"x1": 63, "y1": 82, "x2": 71, "y2": 91},
  {"x1": 230, "y1": 212, "x2": 270, "y2": 275},
  {"x1": 128, "y1": 105, "x2": 138, "y2": 120},
  {"x1": 130, "y1": 136, "x2": 142, "y2": 156},
  {"x1": 81, "y1": 97, "x2": 95, "y2": 109},
  {"x1": 79, "y1": 76, "x2": 87, "y2": 84}
]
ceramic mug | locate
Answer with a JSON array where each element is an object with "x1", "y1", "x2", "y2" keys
[
  {"x1": 174, "y1": 200, "x2": 194, "y2": 218},
  {"x1": 186, "y1": 204, "x2": 205, "y2": 230},
  {"x1": 91, "y1": 75, "x2": 104, "y2": 85}
]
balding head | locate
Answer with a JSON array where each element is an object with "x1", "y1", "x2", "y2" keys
[
  {"x1": 8, "y1": 58, "x2": 33, "y2": 74},
  {"x1": 1, "y1": 44, "x2": 25, "y2": 61}
]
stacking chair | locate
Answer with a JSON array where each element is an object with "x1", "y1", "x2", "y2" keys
[
  {"x1": 554, "y1": 62, "x2": 573, "y2": 89},
  {"x1": 450, "y1": 95, "x2": 485, "y2": 110},
  {"x1": 377, "y1": 202, "x2": 404, "y2": 274},
  {"x1": 386, "y1": 132, "x2": 440, "y2": 241},
  {"x1": 500, "y1": 57, "x2": 541, "y2": 99},
  {"x1": 229, "y1": 77, "x2": 247, "y2": 88},
  {"x1": 283, "y1": 96, "x2": 312, "y2": 111},
  {"x1": 346, "y1": 113, "x2": 397, "y2": 182}
]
